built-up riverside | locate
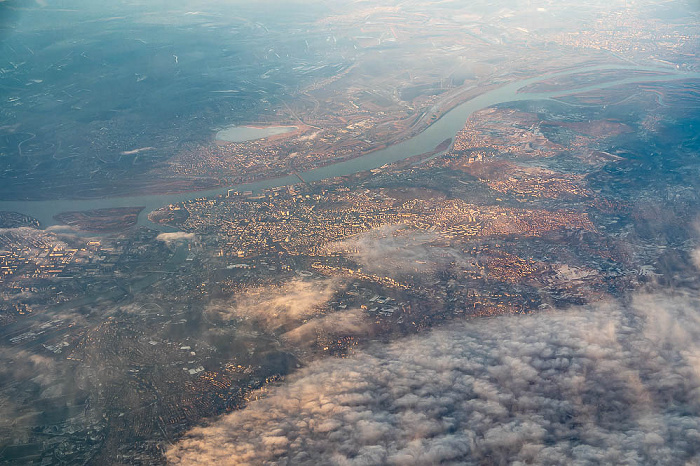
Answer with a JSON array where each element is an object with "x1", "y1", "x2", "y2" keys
[{"x1": 0, "y1": 64, "x2": 697, "y2": 229}]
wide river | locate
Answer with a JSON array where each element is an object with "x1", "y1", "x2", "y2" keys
[{"x1": 1, "y1": 64, "x2": 698, "y2": 230}]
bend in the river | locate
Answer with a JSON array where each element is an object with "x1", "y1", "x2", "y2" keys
[{"x1": 0, "y1": 64, "x2": 698, "y2": 230}]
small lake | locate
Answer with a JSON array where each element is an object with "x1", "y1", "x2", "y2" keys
[{"x1": 216, "y1": 125, "x2": 298, "y2": 142}]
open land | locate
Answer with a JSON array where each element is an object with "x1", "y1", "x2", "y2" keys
[{"x1": 54, "y1": 207, "x2": 144, "y2": 233}]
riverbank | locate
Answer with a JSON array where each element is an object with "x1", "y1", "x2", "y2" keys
[{"x1": 0, "y1": 64, "x2": 697, "y2": 231}]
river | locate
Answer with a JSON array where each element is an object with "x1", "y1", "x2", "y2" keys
[{"x1": 0, "y1": 64, "x2": 697, "y2": 230}]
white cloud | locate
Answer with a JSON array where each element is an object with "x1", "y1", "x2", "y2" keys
[
  {"x1": 692, "y1": 248, "x2": 700, "y2": 270},
  {"x1": 168, "y1": 291, "x2": 700, "y2": 465},
  {"x1": 156, "y1": 231, "x2": 196, "y2": 245},
  {"x1": 206, "y1": 278, "x2": 340, "y2": 331},
  {"x1": 45, "y1": 224, "x2": 76, "y2": 232},
  {"x1": 328, "y1": 224, "x2": 469, "y2": 277},
  {"x1": 281, "y1": 308, "x2": 369, "y2": 346}
]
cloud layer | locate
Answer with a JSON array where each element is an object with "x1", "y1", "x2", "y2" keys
[
  {"x1": 168, "y1": 291, "x2": 700, "y2": 465},
  {"x1": 328, "y1": 225, "x2": 469, "y2": 277},
  {"x1": 206, "y1": 278, "x2": 340, "y2": 331},
  {"x1": 156, "y1": 231, "x2": 196, "y2": 245},
  {"x1": 281, "y1": 308, "x2": 369, "y2": 347}
]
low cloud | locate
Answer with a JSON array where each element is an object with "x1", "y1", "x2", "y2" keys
[
  {"x1": 692, "y1": 246, "x2": 700, "y2": 270},
  {"x1": 0, "y1": 394, "x2": 18, "y2": 430},
  {"x1": 0, "y1": 348, "x2": 64, "y2": 392},
  {"x1": 328, "y1": 225, "x2": 469, "y2": 277},
  {"x1": 690, "y1": 221, "x2": 700, "y2": 270},
  {"x1": 156, "y1": 231, "x2": 196, "y2": 245},
  {"x1": 0, "y1": 347, "x2": 67, "y2": 425},
  {"x1": 0, "y1": 345, "x2": 94, "y2": 440},
  {"x1": 281, "y1": 308, "x2": 370, "y2": 346},
  {"x1": 45, "y1": 223, "x2": 103, "y2": 242},
  {"x1": 0, "y1": 227, "x2": 69, "y2": 250},
  {"x1": 168, "y1": 290, "x2": 700, "y2": 465},
  {"x1": 45, "y1": 224, "x2": 76, "y2": 232},
  {"x1": 207, "y1": 279, "x2": 339, "y2": 331}
]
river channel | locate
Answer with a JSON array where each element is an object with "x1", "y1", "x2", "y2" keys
[{"x1": 1, "y1": 64, "x2": 698, "y2": 230}]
